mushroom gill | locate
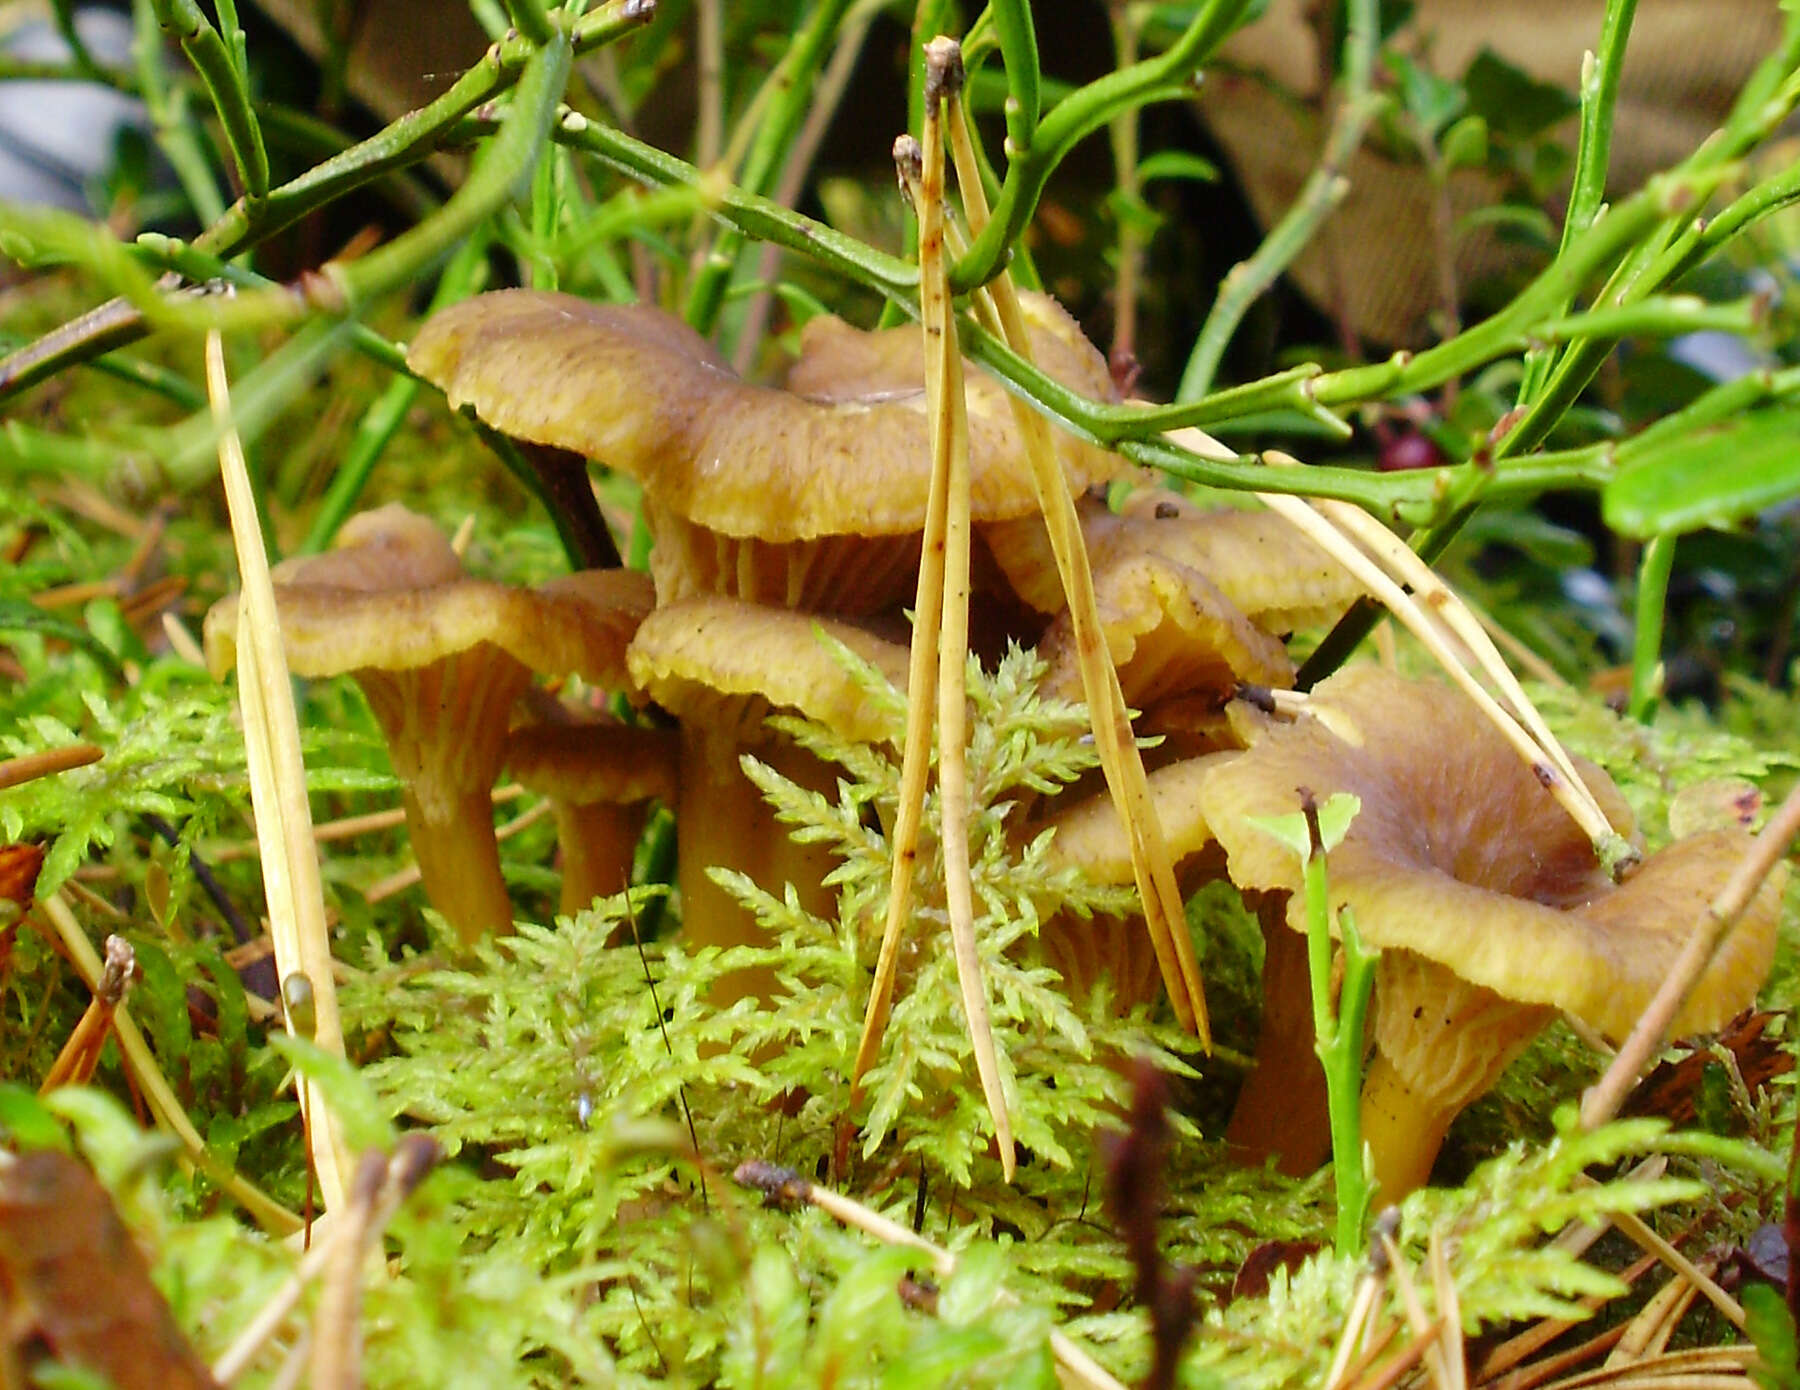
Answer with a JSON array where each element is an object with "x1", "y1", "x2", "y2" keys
[{"x1": 1198, "y1": 665, "x2": 1782, "y2": 1200}]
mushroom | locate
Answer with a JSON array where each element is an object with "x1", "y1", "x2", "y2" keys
[
  {"x1": 624, "y1": 595, "x2": 909, "y2": 993},
  {"x1": 204, "y1": 505, "x2": 654, "y2": 944},
  {"x1": 406, "y1": 290, "x2": 1124, "y2": 619},
  {"x1": 1198, "y1": 665, "x2": 1784, "y2": 1199},
  {"x1": 504, "y1": 716, "x2": 679, "y2": 918},
  {"x1": 1036, "y1": 549, "x2": 1294, "y2": 724},
  {"x1": 987, "y1": 486, "x2": 1367, "y2": 637},
  {"x1": 1035, "y1": 754, "x2": 1228, "y2": 1010}
]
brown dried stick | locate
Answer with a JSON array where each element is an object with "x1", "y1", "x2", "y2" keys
[{"x1": 1581, "y1": 779, "x2": 1800, "y2": 1130}]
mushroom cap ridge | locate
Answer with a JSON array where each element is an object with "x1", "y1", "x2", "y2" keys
[
  {"x1": 1198, "y1": 665, "x2": 1782, "y2": 1042},
  {"x1": 407, "y1": 290, "x2": 1124, "y2": 543}
]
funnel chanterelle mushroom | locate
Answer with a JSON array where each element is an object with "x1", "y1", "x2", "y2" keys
[
  {"x1": 406, "y1": 290, "x2": 1125, "y2": 618},
  {"x1": 1199, "y1": 665, "x2": 1783, "y2": 1200},
  {"x1": 988, "y1": 486, "x2": 1368, "y2": 637},
  {"x1": 625, "y1": 595, "x2": 909, "y2": 995},
  {"x1": 505, "y1": 714, "x2": 679, "y2": 919},
  {"x1": 204, "y1": 504, "x2": 654, "y2": 945}
]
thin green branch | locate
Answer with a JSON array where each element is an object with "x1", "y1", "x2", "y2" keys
[
  {"x1": 132, "y1": 0, "x2": 226, "y2": 226},
  {"x1": 503, "y1": 0, "x2": 557, "y2": 46},
  {"x1": 987, "y1": 0, "x2": 1041, "y2": 157},
  {"x1": 1517, "y1": 0, "x2": 1638, "y2": 405},
  {"x1": 1628, "y1": 534, "x2": 1676, "y2": 722},
  {"x1": 949, "y1": 0, "x2": 1251, "y2": 291},
  {"x1": 148, "y1": 0, "x2": 269, "y2": 204},
  {"x1": 682, "y1": 0, "x2": 856, "y2": 334},
  {"x1": 316, "y1": 37, "x2": 572, "y2": 311}
]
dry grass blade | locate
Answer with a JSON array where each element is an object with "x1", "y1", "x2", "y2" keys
[
  {"x1": 733, "y1": 1161, "x2": 1126, "y2": 1390},
  {"x1": 40, "y1": 933, "x2": 135, "y2": 1091},
  {"x1": 1167, "y1": 428, "x2": 1622, "y2": 861},
  {"x1": 852, "y1": 46, "x2": 1012, "y2": 1175},
  {"x1": 944, "y1": 62, "x2": 1207, "y2": 1043},
  {"x1": 1383, "y1": 1232, "x2": 1452, "y2": 1390},
  {"x1": 206, "y1": 329, "x2": 352, "y2": 1213},
  {"x1": 1581, "y1": 777, "x2": 1800, "y2": 1129},
  {"x1": 852, "y1": 145, "x2": 953, "y2": 1097},
  {"x1": 38, "y1": 890, "x2": 299, "y2": 1234}
]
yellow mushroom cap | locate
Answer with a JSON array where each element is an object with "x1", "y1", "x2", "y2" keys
[
  {"x1": 203, "y1": 505, "x2": 655, "y2": 692},
  {"x1": 625, "y1": 596, "x2": 910, "y2": 746},
  {"x1": 504, "y1": 720, "x2": 679, "y2": 807},
  {"x1": 1198, "y1": 665, "x2": 1780, "y2": 1041},
  {"x1": 406, "y1": 290, "x2": 1124, "y2": 544},
  {"x1": 987, "y1": 488, "x2": 1367, "y2": 634},
  {"x1": 1042, "y1": 755, "x2": 1225, "y2": 885},
  {"x1": 1037, "y1": 550, "x2": 1294, "y2": 711}
]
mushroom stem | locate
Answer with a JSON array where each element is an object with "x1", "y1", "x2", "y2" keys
[
  {"x1": 554, "y1": 800, "x2": 647, "y2": 917},
  {"x1": 403, "y1": 785, "x2": 515, "y2": 945},
  {"x1": 676, "y1": 725, "x2": 837, "y2": 1002},
  {"x1": 1358, "y1": 1052, "x2": 1456, "y2": 1204},
  {"x1": 1225, "y1": 910, "x2": 1332, "y2": 1174}
]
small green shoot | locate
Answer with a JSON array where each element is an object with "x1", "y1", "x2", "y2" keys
[{"x1": 1246, "y1": 790, "x2": 1377, "y2": 1254}]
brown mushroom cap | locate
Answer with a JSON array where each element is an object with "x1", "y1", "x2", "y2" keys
[
  {"x1": 1198, "y1": 665, "x2": 1776, "y2": 1039},
  {"x1": 204, "y1": 509, "x2": 655, "y2": 694},
  {"x1": 986, "y1": 488, "x2": 1368, "y2": 634},
  {"x1": 1037, "y1": 550, "x2": 1295, "y2": 712},
  {"x1": 406, "y1": 290, "x2": 1124, "y2": 543},
  {"x1": 626, "y1": 596, "x2": 910, "y2": 746},
  {"x1": 506, "y1": 719, "x2": 680, "y2": 917},
  {"x1": 505, "y1": 720, "x2": 680, "y2": 808}
]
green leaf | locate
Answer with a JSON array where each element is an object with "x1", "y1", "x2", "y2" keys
[
  {"x1": 1602, "y1": 413, "x2": 1800, "y2": 538},
  {"x1": 1136, "y1": 150, "x2": 1219, "y2": 185},
  {"x1": 1745, "y1": 1283, "x2": 1800, "y2": 1390},
  {"x1": 0, "y1": 1081, "x2": 69, "y2": 1152},
  {"x1": 1461, "y1": 48, "x2": 1578, "y2": 139},
  {"x1": 1440, "y1": 113, "x2": 1489, "y2": 171}
]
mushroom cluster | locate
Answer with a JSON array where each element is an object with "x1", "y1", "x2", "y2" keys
[{"x1": 403, "y1": 290, "x2": 1360, "y2": 1006}]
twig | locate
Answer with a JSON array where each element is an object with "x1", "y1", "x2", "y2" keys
[
  {"x1": 41, "y1": 934, "x2": 136, "y2": 1091},
  {"x1": 0, "y1": 743, "x2": 103, "y2": 791},
  {"x1": 853, "y1": 45, "x2": 1012, "y2": 1175},
  {"x1": 1176, "y1": 0, "x2": 1379, "y2": 400},
  {"x1": 1580, "y1": 779, "x2": 1800, "y2": 1130},
  {"x1": 38, "y1": 890, "x2": 299, "y2": 1234}
]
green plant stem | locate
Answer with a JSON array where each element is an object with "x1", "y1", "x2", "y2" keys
[
  {"x1": 1177, "y1": 0, "x2": 1378, "y2": 400},
  {"x1": 503, "y1": 0, "x2": 556, "y2": 46},
  {"x1": 988, "y1": 0, "x2": 1040, "y2": 156},
  {"x1": 682, "y1": 0, "x2": 856, "y2": 335},
  {"x1": 148, "y1": 0, "x2": 269, "y2": 205},
  {"x1": 317, "y1": 40, "x2": 571, "y2": 311},
  {"x1": 131, "y1": 0, "x2": 226, "y2": 227},
  {"x1": 950, "y1": 0, "x2": 1250, "y2": 292},
  {"x1": 1628, "y1": 534, "x2": 1676, "y2": 722},
  {"x1": 0, "y1": 0, "x2": 651, "y2": 401},
  {"x1": 1297, "y1": 802, "x2": 1375, "y2": 1256},
  {"x1": 1518, "y1": 0, "x2": 1638, "y2": 405}
]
